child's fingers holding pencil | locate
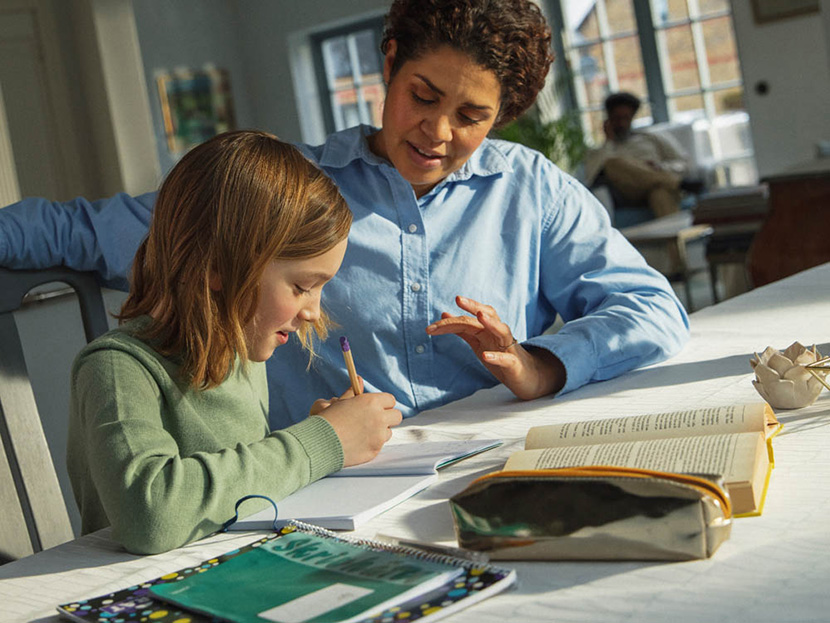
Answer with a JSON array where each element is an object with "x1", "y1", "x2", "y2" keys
[{"x1": 308, "y1": 376, "x2": 366, "y2": 415}]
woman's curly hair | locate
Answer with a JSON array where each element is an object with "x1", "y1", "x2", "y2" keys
[{"x1": 380, "y1": 0, "x2": 554, "y2": 128}]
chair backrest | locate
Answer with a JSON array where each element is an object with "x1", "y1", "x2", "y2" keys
[
  {"x1": 643, "y1": 120, "x2": 717, "y2": 187},
  {"x1": 0, "y1": 267, "x2": 109, "y2": 562}
]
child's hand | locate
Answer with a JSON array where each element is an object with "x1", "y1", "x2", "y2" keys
[
  {"x1": 308, "y1": 377, "x2": 365, "y2": 415},
  {"x1": 317, "y1": 391, "x2": 402, "y2": 466}
]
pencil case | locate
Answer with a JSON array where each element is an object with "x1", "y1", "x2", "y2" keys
[{"x1": 449, "y1": 466, "x2": 732, "y2": 561}]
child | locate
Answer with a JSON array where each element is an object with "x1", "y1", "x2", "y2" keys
[{"x1": 67, "y1": 131, "x2": 402, "y2": 555}]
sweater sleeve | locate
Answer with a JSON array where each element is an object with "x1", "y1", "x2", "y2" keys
[{"x1": 69, "y1": 346, "x2": 343, "y2": 555}]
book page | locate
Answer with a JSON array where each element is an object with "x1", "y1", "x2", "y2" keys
[
  {"x1": 524, "y1": 403, "x2": 770, "y2": 449},
  {"x1": 507, "y1": 432, "x2": 762, "y2": 484}
]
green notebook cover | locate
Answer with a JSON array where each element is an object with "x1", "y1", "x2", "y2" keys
[
  {"x1": 149, "y1": 529, "x2": 464, "y2": 623},
  {"x1": 58, "y1": 523, "x2": 517, "y2": 623}
]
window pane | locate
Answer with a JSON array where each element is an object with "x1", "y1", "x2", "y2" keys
[
  {"x1": 702, "y1": 16, "x2": 740, "y2": 86},
  {"x1": 318, "y1": 24, "x2": 386, "y2": 132},
  {"x1": 322, "y1": 36, "x2": 352, "y2": 84},
  {"x1": 573, "y1": 44, "x2": 609, "y2": 107},
  {"x1": 332, "y1": 98, "x2": 361, "y2": 130},
  {"x1": 611, "y1": 35, "x2": 647, "y2": 96},
  {"x1": 651, "y1": 0, "x2": 689, "y2": 25},
  {"x1": 698, "y1": 0, "x2": 729, "y2": 16},
  {"x1": 661, "y1": 25, "x2": 700, "y2": 92},
  {"x1": 566, "y1": 1, "x2": 600, "y2": 41},
  {"x1": 668, "y1": 93, "x2": 704, "y2": 122},
  {"x1": 605, "y1": 0, "x2": 636, "y2": 35},
  {"x1": 354, "y1": 30, "x2": 381, "y2": 77},
  {"x1": 583, "y1": 109, "x2": 605, "y2": 146},
  {"x1": 632, "y1": 103, "x2": 654, "y2": 127}
]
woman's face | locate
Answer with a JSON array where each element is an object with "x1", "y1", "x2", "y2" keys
[
  {"x1": 370, "y1": 42, "x2": 502, "y2": 198},
  {"x1": 243, "y1": 238, "x2": 347, "y2": 362}
]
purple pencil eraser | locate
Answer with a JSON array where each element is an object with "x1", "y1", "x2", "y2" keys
[{"x1": 340, "y1": 336, "x2": 350, "y2": 352}]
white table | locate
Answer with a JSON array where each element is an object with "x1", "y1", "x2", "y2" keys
[{"x1": 4, "y1": 263, "x2": 830, "y2": 622}]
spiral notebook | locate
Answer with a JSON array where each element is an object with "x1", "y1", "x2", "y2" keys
[{"x1": 57, "y1": 522, "x2": 517, "y2": 623}]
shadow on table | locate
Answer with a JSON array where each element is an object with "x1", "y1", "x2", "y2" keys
[
  {"x1": 560, "y1": 341, "x2": 830, "y2": 403},
  {"x1": 774, "y1": 395, "x2": 830, "y2": 435}
]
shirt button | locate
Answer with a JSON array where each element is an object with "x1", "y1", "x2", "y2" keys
[
  {"x1": 410, "y1": 282, "x2": 421, "y2": 292},
  {"x1": 415, "y1": 345, "x2": 426, "y2": 354},
  {"x1": 408, "y1": 224, "x2": 418, "y2": 233}
]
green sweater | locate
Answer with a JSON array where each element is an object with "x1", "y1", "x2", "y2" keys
[{"x1": 67, "y1": 317, "x2": 344, "y2": 555}]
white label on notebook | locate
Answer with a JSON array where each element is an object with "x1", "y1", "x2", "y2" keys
[{"x1": 257, "y1": 583, "x2": 374, "y2": 623}]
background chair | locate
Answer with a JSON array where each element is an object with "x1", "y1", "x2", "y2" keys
[
  {"x1": 591, "y1": 119, "x2": 717, "y2": 228},
  {"x1": 0, "y1": 267, "x2": 109, "y2": 563}
]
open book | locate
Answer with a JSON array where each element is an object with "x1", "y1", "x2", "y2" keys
[
  {"x1": 230, "y1": 439, "x2": 502, "y2": 531},
  {"x1": 504, "y1": 403, "x2": 780, "y2": 517}
]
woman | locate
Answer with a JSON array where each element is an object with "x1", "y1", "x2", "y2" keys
[
  {"x1": 68, "y1": 131, "x2": 401, "y2": 554},
  {"x1": 288, "y1": 0, "x2": 688, "y2": 417},
  {"x1": 0, "y1": 0, "x2": 689, "y2": 428}
]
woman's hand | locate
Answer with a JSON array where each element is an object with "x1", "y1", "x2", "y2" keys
[
  {"x1": 313, "y1": 378, "x2": 402, "y2": 466},
  {"x1": 426, "y1": 295, "x2": 565, "y2": 401}
]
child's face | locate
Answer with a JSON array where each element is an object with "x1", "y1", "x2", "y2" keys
[{"x1": 244, "y1": 238, "x2": 348, "y2": 362}]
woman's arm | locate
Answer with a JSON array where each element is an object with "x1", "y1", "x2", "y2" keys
[
  {"x1": 526, "y1": 175, "x2": 690, "y2": 393},
  {"x1": 0, "y1": 192, "x2": 156, "y2": 289}
]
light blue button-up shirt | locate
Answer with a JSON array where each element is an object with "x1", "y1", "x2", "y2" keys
[{"x1": 0, "y1": 125, "x2": 689, "y2": 428}]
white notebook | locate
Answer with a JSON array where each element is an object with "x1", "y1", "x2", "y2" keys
[{"x1": 229, "y1": 439, "x2": 501, "y2": 531}]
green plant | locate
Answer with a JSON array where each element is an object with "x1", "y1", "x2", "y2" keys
[{"x1": 495, "y1": 108, "x2": 587, "y2": 176}]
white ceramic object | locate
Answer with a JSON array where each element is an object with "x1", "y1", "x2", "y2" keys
[{"x1": 750, "y1": 342, "x2": 827, "y2": 409}]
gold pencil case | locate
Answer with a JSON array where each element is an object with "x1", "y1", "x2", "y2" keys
[{"x1": 449, "y1": 466, "x2": 732, "y2": 561}]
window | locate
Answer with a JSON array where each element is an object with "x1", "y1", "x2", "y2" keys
[
  {"x1": 552, "y1": 0, "x2": 756, "y2": 186},
  {"x1": 562, "y1": 0, "x2": 651, "y2": 142},
  {"x1": 311, "y1": 18, "x2": 386, "y2": 133}
]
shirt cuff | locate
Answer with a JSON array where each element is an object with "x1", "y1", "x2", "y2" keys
[
  {"x1": 523, "y1": 332, "x2": 596, "y2": 396},
  {"x1": 285, "y1": 415, "x2": 344, "y2": 481}
]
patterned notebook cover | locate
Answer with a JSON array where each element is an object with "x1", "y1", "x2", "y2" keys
[{"x1": 57, "y1": 523, "x2": 516, "y2": 623}]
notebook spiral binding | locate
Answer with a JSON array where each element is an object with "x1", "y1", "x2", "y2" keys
[{"x1": 287, "y1": 520, "x2": 491, "y2": 568}]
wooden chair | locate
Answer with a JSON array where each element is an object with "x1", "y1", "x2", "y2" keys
[{"x1": 0, "y1": 267, "x2": 109, "y2": 562}]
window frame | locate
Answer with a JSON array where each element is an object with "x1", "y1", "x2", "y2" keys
[
  {"x1": 545, "y1": 0, "x2": 753, "y2": 185},
  {"x1": 309, "y1": 16, "x2": 385, "y2": 135}
]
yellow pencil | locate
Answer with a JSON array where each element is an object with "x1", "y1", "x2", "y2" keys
[{"x1": 339, "y1": 336, "x2": 362, "y2": 395}]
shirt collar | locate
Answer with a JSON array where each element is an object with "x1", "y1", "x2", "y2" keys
[{"x1": 316, "y1": 125, "x2": 513, "y2": 180}]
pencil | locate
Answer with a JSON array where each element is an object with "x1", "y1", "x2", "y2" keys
[{"x1": 339, "y1": 336, "x2": 363, "y2": 395}]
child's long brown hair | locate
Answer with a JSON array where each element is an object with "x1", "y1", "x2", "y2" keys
[{"x1": 119, "y1": 130, "x2": 352, "y2": 389}]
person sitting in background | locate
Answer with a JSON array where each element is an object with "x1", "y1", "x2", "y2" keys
[
  {"x1": 68, "y1": 131, "x2": 401, "y2": 554},
  {"x1": 584, "y1": 91, "x2": 705, "y2": 219}
]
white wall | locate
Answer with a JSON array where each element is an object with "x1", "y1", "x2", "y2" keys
[
  {"x1": 132, "y1": 0, "x2": 256, "y2": 176},
  {"x1": 232, "y1": 0, "x2": 390, "y2": 144},
  {"x1": 131, "y1": 0, "x2": 389, "y2": 175},
  {"x1": 824, "y1": 0, "x2": 830, "y2": 75},
  {"x1": 731, "y1": 1, "x2": 830, "y2": 178}
]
